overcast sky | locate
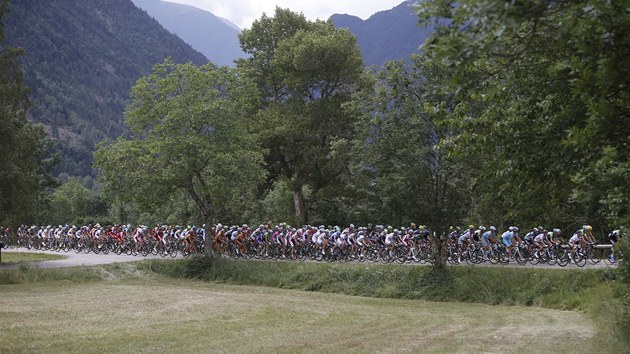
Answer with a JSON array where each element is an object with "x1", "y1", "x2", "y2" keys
[{"x1": 166, "y1": 0, "x2": 406, "y2": 29}]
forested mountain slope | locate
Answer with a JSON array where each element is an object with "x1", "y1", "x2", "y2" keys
[
  {"x1": 330, "y1": 1, "x2": 432, "y2": 66},
  {"x1": 3, "y1": 0, "x2": 207, "y2": 177},
  {"x1": 132, "y1": 0, "x2": 244, "y2": 67}
]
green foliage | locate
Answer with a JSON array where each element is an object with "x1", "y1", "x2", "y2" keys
[
  {"x1": 0, "y1": 0, "x2": 55, "y2": 225},
  {"x1": 349, "y1": 56, "x2": 466, "y2": 228},
  {"x1": 417, "y1": 0, "x2": 630, "y2": 230},
  {"x1": 619, "y1": 236, "x2": 630, "y2": 285},
  {"x1": 47, "y1": 178, "x2": 107, "y2": 225},
  {"x1": 94, "y1": 59, "x2": 265, "y2": 224},
  {"x1": 0, "y1": 264, "x2": 106, "y2": 285},
  {"x1": 3, "y1": 0, "x2": 207, "y2": 177},
  {"x1": 238, "y1": 9, "x2": 365, "y2": 224},
  {"x1": 0, "y1": 252, "x2": 65, "y2": 264}
]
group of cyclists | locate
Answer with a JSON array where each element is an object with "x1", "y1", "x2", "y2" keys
[
  {"x1": 1, "y1": 222, "x2": 625, "y2": 265},
  {"x1": 450, "y1": 224, "x2": 623, "y2": 264}
]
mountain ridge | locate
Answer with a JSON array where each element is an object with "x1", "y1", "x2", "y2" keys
[
  {"x1": 3, "y1": 0, "x2": 208, "y2": 177},
  {"x1": 330, "y1": 1, "x2": 432, "y2": 66},
  {"x1": 131, "y1": 0, "x2": 245, "y2": 67}
]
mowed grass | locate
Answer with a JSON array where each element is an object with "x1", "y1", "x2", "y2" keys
[
  {"x1": 0, "y1": 272, "x2": 598, "y2": 353},
  {"x1": 0, "y1": 251, "x2": 66, "y2": 264}
]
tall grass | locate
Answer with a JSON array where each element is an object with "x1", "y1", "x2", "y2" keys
[{"x1": 144, "y1": 256, "x2": 630, "y2": 349}]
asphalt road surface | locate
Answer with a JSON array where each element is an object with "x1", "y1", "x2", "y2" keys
[{"x1": 0, "y1": 247, "x2": 618, "y2": 270}]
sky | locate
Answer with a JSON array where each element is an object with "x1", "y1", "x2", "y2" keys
[{"x1": 166, "y1": 0, "x2": 406, "y2": 29}]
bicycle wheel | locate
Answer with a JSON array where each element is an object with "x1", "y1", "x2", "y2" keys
[
  {"x1": 556, "y1": 250, "x2": 569, "y2": 267},
  {"x1": 515, "y1": 250, "x2": 528, "y2": 265},
  {"x1": 586, "y1": 247, "x2": 602, "y2": 265},
  {"x1": 528, "y1": 251, "x2": 540, "y2": 265},
  {"x1": 574, "y1": 252, "x2": 587, "y2": 267}
]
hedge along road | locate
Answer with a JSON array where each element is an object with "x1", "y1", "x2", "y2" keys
[{"x1": 0, "y1": 247, "x2": 617, "y2": 270}]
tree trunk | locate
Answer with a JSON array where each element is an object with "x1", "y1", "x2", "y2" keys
[
  {"x1": 432, "y1": 229, "x2": 448, "y2": 268},
  {"x1": 186, "y1": 184, "x2": 214, "y2": 256},
  {"x1": 292, "y1": 187, "x2": 307, "y2": 226}
]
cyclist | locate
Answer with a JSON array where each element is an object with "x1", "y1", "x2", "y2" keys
[
  {"x1": 608, "y1": 228, "x2": 625, "y2": 263},
  {"x1": 384, "y1": 227, "x2": 396, "y2": 257},
  {"x1": 501, "y1": 226, "x2": 520, "y2": 259},
  {"x1": 568, "y1": 227, "x2": 586, "y2": 259},
  {"x1": 457, "y1": 225, "x2": 475, "y2": 263},
  {"x1": 480, "y1": 226, "x2": 497, "y2": 260},
  {"x1": 582, "y1": 225, "x2": 596, "y2": 244},
  {"x1": 235, "y1": 225, "x2": 249, "y2": 256},
  {"x1": 473, "y1": 226, "x2": 485, "y2": 243},
  {"x1": 183, "y1": 226, "x2": 197, "y2": 254},
  {"x1": 133, "y1": 225, "x2": 147, "y2": 253},
  {"x1": 524, "y1": 227, "x2": 539, "y2": 254}
]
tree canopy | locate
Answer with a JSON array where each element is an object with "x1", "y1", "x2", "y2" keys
[
  {"x1": 94, "y1": 59, "x2": 265, "y2": 225},
  {"x1": 416, "y1": 0, "x2": 630, "y2": 231},
  {"x1": 0, "y1": 0, "x2": 55, "y2": 225},
  {"x1": 238, "y1": 8, "x2": 365, "y2": 225}
]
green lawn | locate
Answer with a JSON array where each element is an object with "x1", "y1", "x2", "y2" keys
[
  {"x1": 0, "y1": 251, "x2": 66, "y2": 264},
  {"x1": 0, "y1": 273, "x2": 600, "y2": 353}
]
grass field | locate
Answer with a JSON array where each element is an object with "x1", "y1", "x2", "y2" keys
[
  {"x1": 0, "y1": 251, "x2": 66, "y2": 264},
  {"x1": 0, "y1": 263, "x2": 603, "y2": 353}
]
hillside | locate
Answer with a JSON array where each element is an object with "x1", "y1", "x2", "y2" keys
[
  {"x1": 330, "y1": 1, "x2": 433, "y2": 66},
  {"x1": 3, "y1": 0, "x2": 208, "y2": 177},
  {"x1": 132, "y1": 0, "x2": 245, "y2": 67}
]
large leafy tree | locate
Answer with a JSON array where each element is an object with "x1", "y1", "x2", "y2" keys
[
  {"x1": 349, "y1": 54, "x2": 467, "y2": 265},
  {"x1": 0, "y1": 0, "x2": 55, "y2": 225},
  {"x1": 417, "y1": 0, "x2": 630, "y2": 231},
  {"x1": 94, "y1": 59, "x2": 265, "y2": 225},
  {"x1": 238, "y1": 8, "x2": 365, "y2": 225}
]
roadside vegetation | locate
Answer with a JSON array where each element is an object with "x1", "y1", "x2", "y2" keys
[
  {"x1": 0, "y1": 260, "x2": 622, "y2": 353},
  {"x1": 1, "y1": 257, "x2": 626, "y2": 351},
  {"x1": 0, "y1": 252, "x2": 65, "y2": 264},
  {"x1": 146, "y1": 256, "x2": 630, "y2": 351}
]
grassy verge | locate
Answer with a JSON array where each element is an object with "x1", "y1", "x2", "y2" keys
[
  {"x1": 0, "y1": 260, "x2": 142, "y2": 284},
  {"x1": 144, "y1": 256, "x2": 630, "y2": 351},
  {"x1": 0, "y1": 251, "x2": 66, "y2": 264},
  {"x1": 0, "y1": 271, "x2": 601, "y2": 353}
]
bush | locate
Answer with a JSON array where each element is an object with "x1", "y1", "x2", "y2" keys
[{"x1": 618, "y1": 236, "x2": 630, "y2": 284}]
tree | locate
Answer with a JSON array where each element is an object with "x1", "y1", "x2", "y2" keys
[
  {"x1": 0, "y1": 0, "x2": 55, "y2": 225},
  {"x1": 349, "y1": 54, "x2": 467, "y2": 266},
  {"x1": 417, "y1": 0, "x2": 630, "y2": 231},
  {"x1": 238, "y1": 8, "x2": 365, "y2": 225},
  {"x1": 94, "y1": 59, "x2": 265, "y2": 227}
]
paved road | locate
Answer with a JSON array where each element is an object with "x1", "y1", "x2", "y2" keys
[
  {"x1": 0, "y1": 247, "x2": 617, "y2": 270},
  {"x1": 0, "y1": 247, "x2": 175, "y2": 269}
]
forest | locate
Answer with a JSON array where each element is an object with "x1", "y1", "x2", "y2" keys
[{"x1": 2, "y1": 0, "x2": 629, "y2": 240}]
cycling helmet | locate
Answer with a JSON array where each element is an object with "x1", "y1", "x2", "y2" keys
[
  {"x1": 508, "y1": 226, "x2": 515, "y2": 232},
  {"x1": 479, "y1": 226, "x2": 486, "y2": 231},
  {"x1": 553, "y1": 228, "x2": 561, "y2": 234},
  {"x1": 489, "y1": 226, "x2": 497, "y2": 231}
]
